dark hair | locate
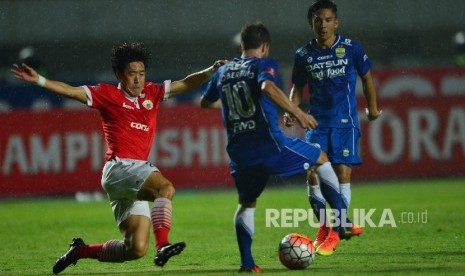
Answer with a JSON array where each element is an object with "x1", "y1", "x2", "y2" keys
[
  {"x1": 111, "y1": 42, "x2": 151, "y2": 73},
  {"x1": 240, "y1": 22, "x2": 271, "y2": 50},
  {"x1": 307, "y1": 0, "x2": 338, "y2": 21}
]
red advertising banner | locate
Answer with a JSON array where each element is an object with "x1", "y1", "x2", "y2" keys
[
  {"x1": 0, "y1": 107, "x2": 231, "y2": 197},
  {"x1": 356, "y1": 67, "x2": 465, "y2": 180},
  {"x1": 1, "y1": 67, "x2": 464, "y2": 197}
]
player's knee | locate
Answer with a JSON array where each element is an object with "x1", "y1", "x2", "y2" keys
[
  {"x1": 158, "y1": 179, "x2": 175, "y2": 199},
  {"x1": 126, "y1": 240, "x2": 148, "y2": 260},
  {"x1": 335, "y1": 166, "x2": 352, "y2": 183},
  {"x1": 316, "y1": 151, "x2": 329, "y2": 165},
  {"x1": 306, "y1": 169, "x2": 318, "y2": 186}
]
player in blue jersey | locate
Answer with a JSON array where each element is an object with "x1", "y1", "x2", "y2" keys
[
  {"x1": 200, "y1": 22, "x2": 348, "y2": 271},
  {"x1": 284, "y1": 0, "x2": 382, "y2": 253}
]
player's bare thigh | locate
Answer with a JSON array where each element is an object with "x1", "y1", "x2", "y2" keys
[
  {"x1": 137, "y1": 171, "x2": 175, "y2": 201},
  {"x1": 119, "y1": 214, "x2": 151, "y2": 259}
]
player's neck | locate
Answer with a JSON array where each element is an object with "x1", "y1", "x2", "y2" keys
[
  {"x1": 315, "y1": 35, "x2": 337, "y2": 49},
  {"x1": 242, "y1": 49, "x2": 264, "y2": 59}
]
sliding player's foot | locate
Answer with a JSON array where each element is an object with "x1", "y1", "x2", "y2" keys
[{"x1": 53, "y1": 238, "x2": 85, "y2": 274}]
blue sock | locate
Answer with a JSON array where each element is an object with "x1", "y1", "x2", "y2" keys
[
  {"x1": 316, "y1": 162, "x2": 345, "y2": 233},
  {"x1": 234, "y1": 205, "x2": 255, "y2": 268}
]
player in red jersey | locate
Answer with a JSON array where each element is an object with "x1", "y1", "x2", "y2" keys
[{"x1": 11, "y1": 42, "x2": 225, "y2": 274}]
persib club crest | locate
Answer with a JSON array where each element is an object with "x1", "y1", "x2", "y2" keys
[
  {"x1": 143, "y1": 100, "x2": 153, "y2": 110},
  {"x1": 335, "y1": 47, "x2": 346, "y2": 58}
]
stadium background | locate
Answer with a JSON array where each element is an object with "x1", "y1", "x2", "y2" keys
[{"x1": 1, "y1": 0, "x2": 464, "y2": 197}]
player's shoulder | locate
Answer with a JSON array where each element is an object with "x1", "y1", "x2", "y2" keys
[
  {"x1": 336, "y1": 35, "x2": 363, "y2": 49},
  {"x1": 144, "y1": 81, "x2": 168, "y2": 92},
  {"x1": 295, "y1": 41, "x2": 313, "y2": 57},
  {"x1": 86, "y1": 82, "x2": 117, "y2": 93},
  {"x1": 259, "y1": 57, "x2": 278, "y2": 67}
]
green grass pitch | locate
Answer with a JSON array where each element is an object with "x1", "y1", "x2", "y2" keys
[{"x1": 0, "y1": 177, "x2": 464, "y2": 275}]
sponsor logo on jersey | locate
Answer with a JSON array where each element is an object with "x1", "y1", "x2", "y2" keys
[
  {"x1": 123, "y1": 102, "x2": 135, "y2": 110},
  {"x1": 306, "y1": 58, "x2": 348, "y2": 80},
  {"x1": 341, "y1": 38, "x2": 352, "y2": 46},
  {"x1": 143, "y1": 100, "x2": 153, "y2": 110},
  {"x1": 317, "y1": 55, "x2": 333, "y2": 60},
  {"x1": 335, "y1": 47, "x2": 346, "y2": 58},
  {"x1": 307, "y1": 56, "x2": 313, "y2": 63},
  {"x1": 306, "y1": 59, "x2": 348, "y2": 71},
  {"x1": 130, "y1": 122, "x2": 149, "y2": 132},
  {"x1": 265, "y1": 67, "x2": 276, "y2": 78}
]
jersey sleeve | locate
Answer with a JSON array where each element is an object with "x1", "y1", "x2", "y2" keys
[
  {"x1": 202, "y1": 70, "x2": 221, "y2": 103},
  {"x1": 257, "y1": 58, "x2": 279, "y2": 84},
  {"x1": 352, "y1": 41, "x2": 372, "y2": 77},
  {"x1": 82, "y1": 83, "x2": 109, "y2": 109},
  {"x1": 146, "y1": 81, "x2": 170, "y2": 104},
  {"x1": 291, "y1": 49, "x2": 307, "y2": 88},
  {"x1": 160, "y1": 80, "x2": 171, "y2": 101}
]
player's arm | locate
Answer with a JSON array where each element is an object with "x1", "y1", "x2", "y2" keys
[
  {"x1": 283, "y1": 84, "x2": 304, "y2": 127},
  {"x1": 169, "y1": 60, "x2": 227, "y2": 98},
  {"x1": 361, "y1": 70, "x2": 382, "y2": 121},
  {"x1": 200, "y1": 97, "x2": 222, "y2": 109},
  {"x1": 289, "y1": 85, "x2": 304, "y2": 107},
  {"x1": 261, "y1": 80, "x2": 317, "y2": 130},
  {"x1": 11, "y1": 63, "x2": 87, "y2": 104}
]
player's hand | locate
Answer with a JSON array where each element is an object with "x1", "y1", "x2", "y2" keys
[
  {"x1": 11, "y1": 63, "x2": 39, "y2": 84},
  {"x1": 212, "y1": 60, "x2": 228, "y2": 71},
  {"x1": 365, "y1": 108, "x2": 383, "y2": 121},
  {"x1": 283, "y1": 112, "x2": 296, "y2": 127},
  {"x1": 296, "y1": 112, "x2": 318, "y2": 130}
]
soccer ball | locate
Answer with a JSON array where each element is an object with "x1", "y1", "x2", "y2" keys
[{"x1": 278, "y1": 233, "x2": 315, "y2": 269}]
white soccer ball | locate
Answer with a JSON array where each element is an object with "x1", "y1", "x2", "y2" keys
[{"x1": 278, "y1": 233, "x2": 316, "y2": 269}]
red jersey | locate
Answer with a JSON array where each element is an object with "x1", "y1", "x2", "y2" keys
[{"x1": 83, "y1": 81, "x2": 171, "y2": 161}]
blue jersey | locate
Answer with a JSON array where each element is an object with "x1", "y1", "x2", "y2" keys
[
  {"x1": 203, "y1": 57, "x2": 289, "y2": 167},
  {"x1": 292, "y1": 35, "x2": 371, "y2": 130}
]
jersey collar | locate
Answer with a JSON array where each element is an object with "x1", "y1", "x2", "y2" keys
[
  {"x1": 311, "y1": 35, "x2": 341, "y2": 51},
  {"x1": 118, "y1": 83, "x2": 140, "y2": 109}
]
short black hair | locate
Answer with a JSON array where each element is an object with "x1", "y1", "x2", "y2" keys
[
  {"x1": 111, "y1": 42, "x2": 151, "y2": 73},
  {"x1": 307, "y1": 0, "x2": 338, "y2": 21},
  {"x1": 240, "y1": 22, "x2": 271, "y2": 50}
]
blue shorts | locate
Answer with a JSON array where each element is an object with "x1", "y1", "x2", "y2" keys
[
  {"x1": 231, "y1": 138, "x2": 321, "y2": 202},
  {"x1": 305, "y1": 127, "x2": 362, "y2": 166}
]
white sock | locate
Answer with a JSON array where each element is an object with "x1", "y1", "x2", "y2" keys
[
  {"x1": 340, "y1": 183, "x2": 351, "y2": 209},
  {"x1": 316, "y1": 162, "x2": 340, "y2": 192},
  {"x1": 307, "y1": 181, "x2": 326, "y2": 205},
  {"x1": 234, "y1": 205, "x2": 255, "y2": 237}
]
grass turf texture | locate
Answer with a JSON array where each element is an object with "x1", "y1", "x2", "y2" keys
[{"x1": 0, "y1": 178, "x2": 464, "y2": 275}]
